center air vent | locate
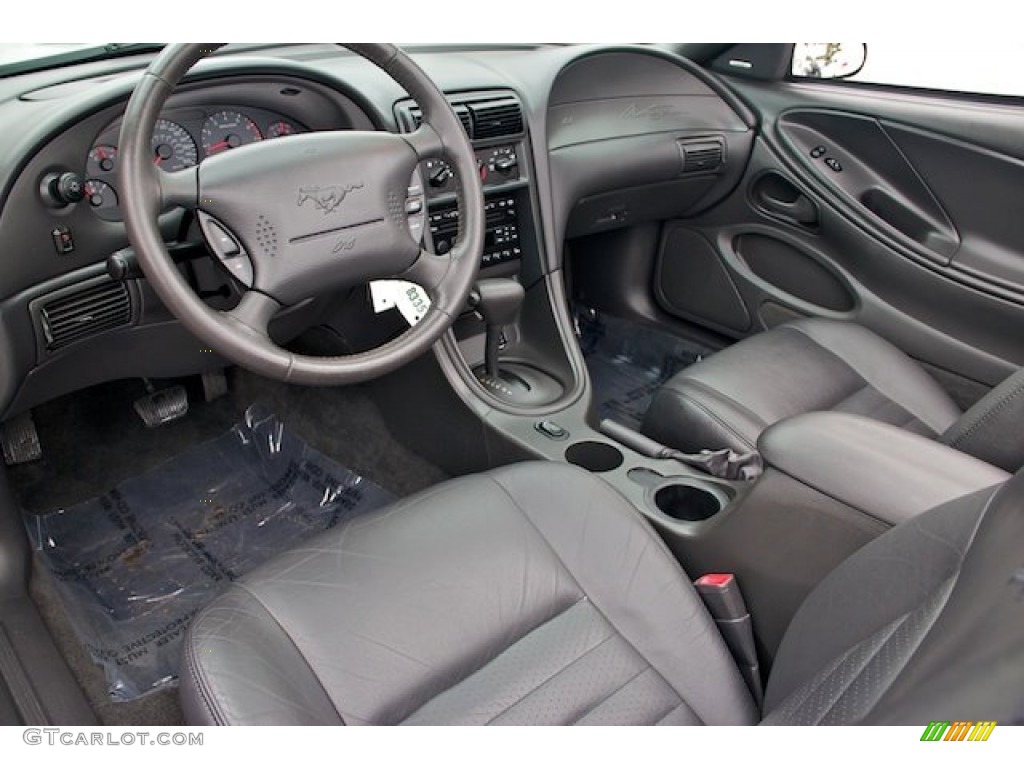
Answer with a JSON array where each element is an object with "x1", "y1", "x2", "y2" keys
[
  {"x1": 468, "y1": 98, "x2": 524, "y2": 140},
  {"x1": 401, "y1": 104, "x2": 473, "y2": 137},
  {"x1": 679, "y1": 139, "x2": 725, "y2": 174},
  {"x1": 35, "y1": 276, "x2": 133, "y2": 351},
  {"x1": 395, "y1": 91, "x2": 524, "y2": 142}
]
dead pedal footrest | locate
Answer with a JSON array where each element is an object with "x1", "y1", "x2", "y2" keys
[{"x1": 0, "y1": 411, "x2": 42, "y2": 465}]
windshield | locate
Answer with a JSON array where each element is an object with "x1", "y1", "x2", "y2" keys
[
  {"x1": 0, "y1": 43, "x2": 102, "y2": 66},
  {"x1": 0, "y1": 43, "x2": 165, "y2": 76}
]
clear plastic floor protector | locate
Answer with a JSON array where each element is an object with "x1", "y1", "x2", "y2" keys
[
  {"x1": 27, "y1": 405, "x2": 396, "y2": 702},
  {"x1": 579, "y1": 312, "x2": 711, "y2": 431}
]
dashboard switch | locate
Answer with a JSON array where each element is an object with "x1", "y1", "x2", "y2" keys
[
  {"x1": 824, "y1": 157, "x2": 843, "y2": 173},
  {"x1": 206, "y1": 221, "x2": 241, "y2": 257},
  {"x1": 51, "y1": 225, "x2": 74, "y2": 255},
  {"x1": 535, "y1": 420, "x2": 569, "y2": 441},
  {"x1": 810, "y1": 145, "x2": 827, "y2": 159}
]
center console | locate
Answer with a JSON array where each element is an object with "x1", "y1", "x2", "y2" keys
[
  {"x1": 396, "y1": 91, "x2": 575, "y2": 411},
  {"x1": 380, "y1": 87, "x2": 1014, "y2": 679}
]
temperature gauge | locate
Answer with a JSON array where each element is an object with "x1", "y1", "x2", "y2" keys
[
  {"x1": 87, "y1": 145, "x2": 118, "y2": 176},
  {"x1": 267, "y1": 121, "x2": 299, "y2": 139}
]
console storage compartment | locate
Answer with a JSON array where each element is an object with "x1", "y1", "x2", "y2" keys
[{"x1": 758, "y1": 412, "x2": 1009, "y2": 526}]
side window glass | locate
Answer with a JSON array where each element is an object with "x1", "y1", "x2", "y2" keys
[{"x1": 792, "y1": 43, "x2": 1024, "y2": 97}]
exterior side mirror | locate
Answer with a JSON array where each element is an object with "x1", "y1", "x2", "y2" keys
[{"x1": 791, "y1": 43, "x2": 867, "y2": 80}]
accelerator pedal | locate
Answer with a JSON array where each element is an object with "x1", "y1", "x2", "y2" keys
[
  {"x1": 133, "y1": 380, "x2": 189, "y2": 428},
  {"x1": 0, "y1": 411, "x2": 42, "y2": 465}
]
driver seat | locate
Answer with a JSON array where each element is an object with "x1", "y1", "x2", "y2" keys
[{"x1": 180, "y1": 461, "x2": 1024, "y2": 725}]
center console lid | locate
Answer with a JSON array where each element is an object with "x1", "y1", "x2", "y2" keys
[{"x1": 759, "y1": 411, "x2": 1009, "y2": 526}]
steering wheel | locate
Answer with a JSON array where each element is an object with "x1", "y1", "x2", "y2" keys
[{"x1": 119, "y1": 43, "x2": 484, "y2": 385}]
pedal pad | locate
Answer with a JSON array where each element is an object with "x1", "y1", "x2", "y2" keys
[
  {"x1": 1, "y1": 411, "x2": 42, "y2": 465},
  {"x1": 200, "y1": 369, "x2": 228, "y2": 403},
  {"x1": 133, "y1": 385, "x2": 189, "y2": 428}
]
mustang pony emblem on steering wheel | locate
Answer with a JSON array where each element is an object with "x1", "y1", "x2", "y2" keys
[{"x1": 297, "y1": 182, "x2": 365, "y2": 214}]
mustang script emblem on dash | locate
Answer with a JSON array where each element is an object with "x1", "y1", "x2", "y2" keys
[{"x1": 297, "y1": 182, "x2": 364, "y2": 215}]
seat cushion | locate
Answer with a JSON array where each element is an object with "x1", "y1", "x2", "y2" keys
[
  {"x1": 180, "y1": 461, "x2": 757, "y2": 725},
  {"x1": 763, "y1": 469, "x2": 1023, "y2": 724},
  {"x1": 642, "y1": 318, "x2": 961, "y2": 454}
]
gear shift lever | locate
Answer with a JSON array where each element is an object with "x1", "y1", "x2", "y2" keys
[{"x1": 472, "y1": 278, "x2": 525, "y2": 378}]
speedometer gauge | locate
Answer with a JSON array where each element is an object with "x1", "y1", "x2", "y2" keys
[
  {"x1": 201, "y1": 110, "x2": 263, "y2": 156},
  {"x1": 152, "y1": 119, "x2": 198, "y2": 171}
]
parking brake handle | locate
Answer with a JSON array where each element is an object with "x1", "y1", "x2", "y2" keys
[{"x1": 599, "y1": 418, "x2": 763, "y2": 481}]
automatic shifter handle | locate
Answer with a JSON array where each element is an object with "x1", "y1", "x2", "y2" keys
[{"x1": 472, "y1": 279, "x2": 525, "y2": 377}]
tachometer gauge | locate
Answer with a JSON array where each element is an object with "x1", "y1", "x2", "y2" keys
[
  {"x1": 266, "y1": 121, "x2": 298, "y2": 139},
  {"x1": 201, "y1": 110, "x2": 263, "y2": 156},
  {"x1": 87, "y1": 144, "x2": 118, "y2": 175},
  {"x1": 152, "y1": 119, "x2": 198, "y2": 171},
  {"x1": 84, "y1": 179, "x2": 120, "y2": 221}
]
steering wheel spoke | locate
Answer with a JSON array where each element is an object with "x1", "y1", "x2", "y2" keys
[
  {"x1": 404, "y1": 123, "x2": 445, "y2": 162},
  {"x1": 224, "y1": 290, "x2": 281, "y2": 339},
  {"x1": 405, "y1": 246, "x2": 450, "y2": 289},
  {"x1": 158, "y1": 166, "x2": 199, "y2": 209}
]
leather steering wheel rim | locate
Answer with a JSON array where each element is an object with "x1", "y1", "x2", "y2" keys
[{"x1": 119, "y1": 43, "x2": 484, "y2": 385}]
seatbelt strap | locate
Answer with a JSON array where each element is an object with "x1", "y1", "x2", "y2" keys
[{"x1": 694, "y1": 573, "x2": 764, "y2": 710}]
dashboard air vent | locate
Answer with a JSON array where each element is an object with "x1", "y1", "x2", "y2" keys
[
  {"x1": 680, "y1": 139, "x2": 725, "y2": 174},
  {"x1": 402, "y1": 104, "x2": 472, "y2": 137},
  {"x1": 38, "y1": 277, "x2": 132, "y2": 350},
  {"x1": 469, "y1": 98, "x2": 524, "y2": 140},
  {"x1": 395, "y1": 91, "x2": 524, "y2": 141}
]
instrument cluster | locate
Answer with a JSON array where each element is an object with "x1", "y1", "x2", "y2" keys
[{"x1": 84, "y1": 106, "x2": 308, "y2": 221}]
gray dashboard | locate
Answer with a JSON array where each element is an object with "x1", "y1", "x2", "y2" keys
[{"x1": 0, "y1": 44, "x2": 754, "y2": 418}]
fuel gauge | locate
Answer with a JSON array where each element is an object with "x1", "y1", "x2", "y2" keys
[{"x1": 84, "y1": 179, "x2": 120, "y2": 221}]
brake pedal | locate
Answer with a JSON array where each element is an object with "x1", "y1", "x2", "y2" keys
[
  {"x1": 1, "y1": 411, "x2": 42, "y2": 465},
  {"x1": 200, "y1": 368, "x2": 228, "y2": 403},
  {"x1": 133, "y1": 384, "x2": 189, "y2": 428}
]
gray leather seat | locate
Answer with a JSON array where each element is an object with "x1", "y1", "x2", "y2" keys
[
  {"x1": 180, "y1": 461, "x2": 1023, "y2": 725},
  {"x1": 642, "y1": 318, "x2": 1024, "y2": 472}
]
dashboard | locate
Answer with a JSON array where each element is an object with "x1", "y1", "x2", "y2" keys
[{"x1": 0, "y1": 44, "x2": 753, "y2": 418}]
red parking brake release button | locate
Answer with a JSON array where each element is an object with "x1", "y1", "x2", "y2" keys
[{"x1": 695, "y1": 573, "x2": 735, "y2": 589}]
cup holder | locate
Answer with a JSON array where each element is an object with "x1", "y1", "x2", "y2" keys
[
  {"x1": 653, "y1": 481, "x2": 728, "y2": 521},
  {"x1": 565, "y1": 440, "x2": 624, "y2": 473}
]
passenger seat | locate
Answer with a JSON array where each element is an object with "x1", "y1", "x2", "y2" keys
[{"x1": 642, "y1": 318, "x2": 1024, "y2": 472}]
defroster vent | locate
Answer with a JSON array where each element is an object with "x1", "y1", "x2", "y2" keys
[{"x1": 36, "y1": 276, "x2": 132, "y2": 351}]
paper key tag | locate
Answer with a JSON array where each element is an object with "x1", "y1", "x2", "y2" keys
[{"x1": 368, "y1": 281, "x2": 431, "y2": 326}]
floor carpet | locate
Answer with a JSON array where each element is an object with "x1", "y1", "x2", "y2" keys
[{"x1": 10, "y1": 369, "x2": 448, "y2": 725}]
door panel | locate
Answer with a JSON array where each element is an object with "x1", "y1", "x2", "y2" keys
[{"x1": 652, "y1": 78, "x2": 1024, "y2": 391}]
